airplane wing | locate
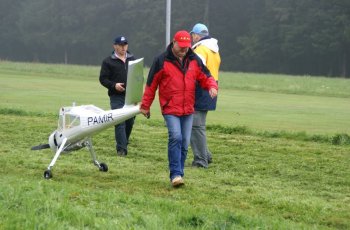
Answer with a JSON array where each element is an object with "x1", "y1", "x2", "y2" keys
[{"x1": 125, "y1": 58, "x2": 144, "y2": 106}]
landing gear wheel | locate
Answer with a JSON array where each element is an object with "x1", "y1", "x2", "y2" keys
[
  {"x1": 99, "y1": 163, "x2": 108, "y2": 172},
  {"x1": 44, "y1": 170, "x2": 52, "y2": 179}
]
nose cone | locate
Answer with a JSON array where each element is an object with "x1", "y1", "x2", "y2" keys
[{"x1": 48, "y1": 131, "x2": 59, "y2": 152}]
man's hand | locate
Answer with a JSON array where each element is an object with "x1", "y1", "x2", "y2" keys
[
  {"x1": 209, "y1": 88, "x2": 218, "y2": 98},
  {"x1": 140, "y1": 108, "x2": 150, "y2": 119},
  {"x1": 115, "y1": 83, "x2": 125, "y2": 92}
]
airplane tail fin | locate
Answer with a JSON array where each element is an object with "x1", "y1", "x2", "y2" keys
[{"x1": 125, "y1": 58, "x2": 144, "y2": 106}]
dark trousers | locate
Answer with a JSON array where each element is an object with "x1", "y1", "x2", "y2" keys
[
  {"x1": 110, "y1": 95, "x2": 135, "y2": 153},
  {"x1": 190, "y1": 110, "x2": 212, "y2": 167}
]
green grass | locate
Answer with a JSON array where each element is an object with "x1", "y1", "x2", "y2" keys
[
  {"x1": 1, "y1": 115, "x2": 349, "y2": 229},
  {"x1": 0, "y1": 61, "x2": 349, "y2": 229},
  {"x1": 219, "y1": 71, "x2": 350, "y2": 98},
  {"x1": 1, "y1": 61, "x2": 350, "y2": 135},
  {"x1": 212, "y1": 89, "x2": 350, "y2": 134}
]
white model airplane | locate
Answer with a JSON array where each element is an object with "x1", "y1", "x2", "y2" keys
[{"x1": 32, "y1": 58, "x2": 145, "y2": 179}]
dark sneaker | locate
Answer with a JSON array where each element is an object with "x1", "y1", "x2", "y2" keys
[
  {"x1": 171, "y1": 176, "x2": 184, "y2": 187},
  {"x1": 191, "y1": 162, "x2": 207, "y2": 168},
  {"x1": 208, "y1": 157, "x2": 213, "y2": 164},
  {"x1": 117, "y1": 150, "x2": 127, "y2": 157}
]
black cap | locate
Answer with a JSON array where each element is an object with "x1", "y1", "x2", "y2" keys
[{"x1": 114, "y1": 36, "x2": 128, "y2": 45}]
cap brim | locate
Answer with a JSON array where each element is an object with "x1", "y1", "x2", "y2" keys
[
  {"x1": 177, "y1": 41, "x2": 191, "y2": 48},
  {"x1": 114, "y1": 42, "x2": 128, "y2": 45}
]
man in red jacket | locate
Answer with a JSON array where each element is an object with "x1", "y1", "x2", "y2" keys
[{"x1": 140, "y1": 30, "x2": 218, "y2": 187}]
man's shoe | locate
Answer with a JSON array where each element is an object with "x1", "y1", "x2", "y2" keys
[
  {"x1": 191, "y1": 162, "x2": 207, "y2": 168},
  {"x1": 171, "y1": 176, "x2": 184, "y2": 187},
  {"x1": 208, "y1": 157, "x2": 213, "y2": 164},
  {"x1": 117, "y1": 150, "x2": 127, "y2": 157}
]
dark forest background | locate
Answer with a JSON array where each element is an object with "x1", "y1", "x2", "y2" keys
[{"x1": 1, "y1": 0, "x2": 349, "y2": 77}]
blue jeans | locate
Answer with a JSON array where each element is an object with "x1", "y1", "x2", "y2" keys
[
  {"x1": 110, "y1": 95, "x2": 135, "y2": 153},
  {"x1": 163, "y1": 114, "x2": 193, "y2": 180}
]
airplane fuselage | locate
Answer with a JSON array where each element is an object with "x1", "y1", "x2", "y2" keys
[
  {"x1": 49, "y1": 104, "x2": 140, "y2": 152},
  {"x1": 87, "y1": 113, "x2": 113, "y2": 126}
]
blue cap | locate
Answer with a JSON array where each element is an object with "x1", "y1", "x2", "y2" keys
[
  {"x1": 114, "y1": 36, "x2": 128, "y2": 45},
  {"x1": 190, "y1": 23, "x2": 209, "y2": 36}
]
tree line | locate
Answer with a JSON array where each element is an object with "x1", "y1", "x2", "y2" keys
[{"x1": 0, "y1": 0, "x2": 349, "y2": 77}]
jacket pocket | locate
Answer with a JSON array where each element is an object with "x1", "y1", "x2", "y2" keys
[{"x1": 161, "y1": 96, "x2": 172, "y2": 110}]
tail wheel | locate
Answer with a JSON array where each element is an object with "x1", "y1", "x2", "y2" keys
[
  {"x1": 44, "y1": 170, "x2": 52, "y2": 179},
  {"x1": 99, "y1": 163, "x2": 108, "y2": 172}
]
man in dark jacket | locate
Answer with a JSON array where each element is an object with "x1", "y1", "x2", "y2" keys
[
  {"x1": 140, "y1": 30, "x2": 218, "y2": 187},
  {"x1": 99, "y1": 35, "x2": 136, "y2": 157}
]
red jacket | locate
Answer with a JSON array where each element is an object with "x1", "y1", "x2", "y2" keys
[{"x1": 141, "y1": 44, "x2": 218, "y2": 116}]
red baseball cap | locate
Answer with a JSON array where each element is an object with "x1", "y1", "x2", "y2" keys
[{"x1": 173, "y1": 30, "x2": 191, "y2": 48}]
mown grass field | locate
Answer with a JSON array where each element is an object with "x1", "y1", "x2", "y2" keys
[{"x1": 0, "y1": 61, "x2": 349, "y2": 229}]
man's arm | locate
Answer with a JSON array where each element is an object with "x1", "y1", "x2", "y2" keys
[
  {"x1": 140, "y1": 57, "x2": 163, "y2": 117},
  {"x1": 99, "y1": 61, "x2": 115, "y2": 90}
]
